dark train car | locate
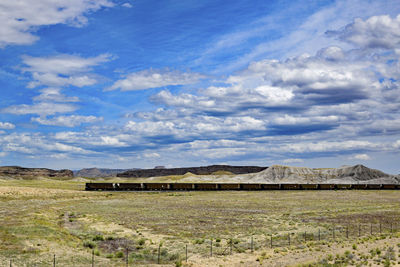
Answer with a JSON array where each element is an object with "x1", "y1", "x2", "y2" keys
[
  {"x1": 85, "y1": 183, "x2": 115, "y2": 191},
  {"x1": 240, "y1": 183, "x2": 262, "y2": 190},
  {"x1": 118, "y1": 183, "x2": 143, "y2": 191},
  {"x1": 261, "y1": 184, "x2": 281, "y2": 190},
  {"x1": 396, "y1": 184, "x2": 400, "y2": 190},
  {"x1": 336, "y1": 184, "x2": 352, "y2": 190},
  {"x1": 194, "y1": 183, "x2": 218, "y2": 190},
  {"x1": 352, "y1": 184, "x2": 367, "y2": 190},
  {"x1": 318, "y1": 184, "x2": 335, "y2": 190},
  {"x1": 169, "y1": 183, "x2": 194, "y2": 190},
  {"x1": 143, "y1": 183, "x2": 170, "y2": 190},
  {"x1": 366, "y1": 184, "x2": 382, "y2": 190},
  {"x1": 381, "y1": 184, "x2": 396, "y2": 190},
  {"x1": 280, "y1": 183, "x2": 301, "y2": 190},
  {"x1": 300, "y1": 184, "x2": 318, "y2": 190},
  {"x1": 218, "y1": 183, "x2": 241, "y2": 190}
]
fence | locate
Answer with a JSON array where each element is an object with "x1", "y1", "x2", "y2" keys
[{"x1": 4, "y1": 221, "x2": 400, "y2": 266}]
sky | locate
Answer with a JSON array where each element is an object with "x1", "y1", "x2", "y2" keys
[{"x1": 0, "y1": 0, "x2": 400, "y2": 173}]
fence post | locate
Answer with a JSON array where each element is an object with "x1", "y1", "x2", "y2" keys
[
  {"x1": 370, "y1": 223, "x2": 373, "y2": 235},
  {"x1": 379, "y1": 222, "x2": 382, "y2": 234},
  {"x1": 92, "y1": 249, "x2": 94, "y2": 267},
  {"x1": 210, "y1": 239, "x2": 213, "y2": 257},
  {"x1": 358, "y1": 224, "x2": 361, "y2": 237},
  {"x1": 186, "y1": 244, "x2": 188, "y2": 262},
  {"x1": 332, "y1": 227, "x2": 335, "y2": 239},
  {"x1": 230, "y1": 239, "x2": 233, "y2": 255},
  {"x1": 346, "y1": 226, "x2": 349, "y2": 239},
  {"x1": 270, "y1": 235, "x2": 273, "y2": 248},
  {"x1": 126, "y1": 247, "x2": 129, "y2": 267},
  {"x1": 158, "y1": 244, "x2": 161, "y2": 264},
  {"x1": 304, "y1": 231, "x2": 306, "y2": 242},
  {"x1": 53, "y1": 254, "x2": 56, "y2": 267},
  {"x1": 9, "y1": 259, "x2": 11, "y2": 267},
  {"x1": 318, "y1": 229, "x2": 321, "y2": 241},
  {"x1": 251, "y1": 236, "x2": 254, "y2": 252},
  {"x1": 391, "y1": 222, "x2": 393, "y2": 233},
  {"x1": 288, "y1": 234, "x2": 290, "y2": 246}
]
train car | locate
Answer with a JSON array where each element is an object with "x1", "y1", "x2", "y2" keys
[
  {"x1": 194, "y1": 183, "x2": 218, "y2": 190},
  {"x1": 240, "y1": 183, "x2": 261, "y2": 190},
  {"x1": 261, "y1": 184, "x2": 281, "y2": 190},
  {"x1": 335, "y1": 184, "x2": 352, "y2": 190},
  {"x1": 118, "y1": 183, "x2": 143, "y2": 191},
  {"x1": 143, "y1": 183, "x2": 170, "y2": 190},
  {"x1": 318, "y1": 184, "x2": 335, "y2": 190},
  {"x1": 381, "y1": 184, "x2": 396, "y2": 190},
  {"x1": 85, "y1": 183, "x2": 115, "y2": 191},
  {"x1": 366, "y1": 184, "x2": 382, "y2": 190},
  {"x1": 352, "y1": 184, "x2": 367, "y2": 190},
  {"x1": 300, "y1": 184, "x2": 318, "y2": 190},
  {"x1": 280, "y1": 184, "x2": 301, "y2": 190},
  {"x1": 169, "y1": 183, "x2": 194, "y2": 190},
  {"x1": 396, "y1": 184, "x2": 400, "y2": 190},
  {"x1": 218, "y1": 183, "x2": 241, "y2": 190}
]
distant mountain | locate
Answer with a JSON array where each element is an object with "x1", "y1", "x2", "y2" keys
[
  {"x1": 0, "y1": 166, "x2": 73, "y2": 178},
  {"x1": 74, "y1": 168, "x2": 140, "y2": 178},
  {"x1": 117, "y1": 165, "x2": 267, "y2": 178},
  {"x1": 244, "y1": 164, "x2": 399, "y2": 184}
]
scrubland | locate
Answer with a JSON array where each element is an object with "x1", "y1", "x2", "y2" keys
[{"x1": 1, "y1": 178, "x2": 400, "y2": 266}]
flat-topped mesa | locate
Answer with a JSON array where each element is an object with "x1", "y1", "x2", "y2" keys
[
  {"x1": 0, "y1": 166, "x2": 73, "y2": 178},
  {"x1": 117, "y1": 165, "x2": 267, "y2": 178}
]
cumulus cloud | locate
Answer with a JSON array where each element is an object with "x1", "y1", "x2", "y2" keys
[
  {"x1": 0, "y1": 122, "x2": 15, "y2": 130},
  {"x1": 0, "y1": 0, "x2": 114, "y2": 47},
  {"x1": 107, "y1": 69, "x2": 205, "y2": 91},
  {"x1": 283, "y1": 158, "x2": 304, "y2": 163},
  {"x1": 33, "y1": 88, "x2": 80, "y2": 102},
  {"x1": 349, "y1": 154, "x2": 371, "y2": 160},
  {"x1": 0, "y1": 132, "x2": 91, "y2": 155},
  {"x1": 1, "y1": 102, "x2": 78, "y2": 116},
  {"x1": 32, "y1": 115, "x2": 103, "y2": 127},
  {"x1": 329, "y1": 14, "x2": 400, "y2": 49},
  {"x1": 22, "y1": 54, "x2": 112, "y2": 88},
  {"x1": 122, "y1": 3, "x2": 133, "y2": 8}
]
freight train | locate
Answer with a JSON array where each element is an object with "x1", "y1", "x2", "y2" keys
[{"x1": 85, "y1": 183, "x2": 400, "y2": 191}]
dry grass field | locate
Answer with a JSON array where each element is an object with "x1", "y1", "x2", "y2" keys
[{"x1": 1, "y1": 178, "x2": 400, "y2": 266}]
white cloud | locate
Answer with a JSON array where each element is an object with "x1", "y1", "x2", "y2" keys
[
  {"x1": 107, "y1": 69, "x2": 205, "y2": 91},
  {"x1": 33, "y1": 88, "x2": 79, "y2": 102},
  {"x1": 22, "y1": 54, "x2": 111, "y2": 88},
  {"x1": 100, "y1": 136, "x2": 126, "y2": 146},
  {"x1": 349, "y1": 154, "x2": 371, "y2": 160},
  {"x1": 0, "y1": 152, "x2": 7, "y2": 157},
  {"x1": 0, "y1": 0, "x2": 114, "y2": 47},
  {"x1": 1, "y1": 102, "x2": 78, "y2": 116},
  {"x1": 144, "y1": 152, "x2": 160, "y2": 158},
  {"x1": 330, "y1": 14, "x2": 400, "y2": 49},
  {"x1": 0, "y1": 122, "x2": 15, "y2": 130},
  {"x1": 283, "y1": 158, "x2": 304, "y2": 163},
  {"x1": 32, "y1": 115, "x2": 103, "y2": 127},
  {"x1": 122, "y1": 3, "x2": 133, "y2": 8}
]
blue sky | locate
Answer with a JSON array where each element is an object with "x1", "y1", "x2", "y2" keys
[{"x1": 0, "y1": 0, "x2": 400, "y2": 173}]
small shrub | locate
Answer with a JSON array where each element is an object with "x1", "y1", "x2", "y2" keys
[
  {"x1": 138, "y1": 238, "x2": 146, "y2": 246},
  {"x1": 93, "y1": 235, "x2": 104, "y2": 241},
  {"x1": 106, "y1": 253, "x2": 113, "y2": 259},
  {"x1": 83, "y1": 241, "x2": 96, "y2": 249},
  {"x1": 115, "y1": 251, "x2": 124, "y2": 258}
]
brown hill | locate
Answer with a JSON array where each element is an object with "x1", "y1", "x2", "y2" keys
[{"x1": 0, "y1": 166, "x2": 73, "y2": 178}]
